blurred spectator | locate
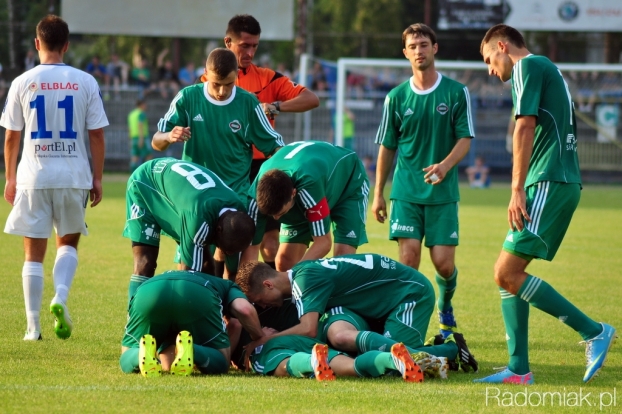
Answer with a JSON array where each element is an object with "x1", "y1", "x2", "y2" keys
[
  {"x1": 131, "y1": 46, "x2": 153, "y2": 99},
  {"x1": 24, "y1": 49, "x2": 38, "y2": 71},
  {"x1": 195, "y1": 58, "x2": 206, "y2": 82},
  {"x1": 85, "y1": 55, "x2": 108, "y2": 86},
  {"x1": 178, "y1": 61, "x2": 197, "y2": 87},
  {"x1": 466, "y1": 156, "x2": 490, "y2": 188},
  {"x1": 374, "y1": 68, "x2": 398, "y2": 92},
  {"x1": 569, "y1": 71, "x2": 599, "y2": 112},
  {"x1": 597, "y1": 71, "x2": 622, "y2": 103},
  {"x1": 347, "y1": 71, "x2": 366, "y2": 98},
  {"x1": 329, "y1": 106, "x2": 356, "y2": 151},
  {"x1": 105, "y1": 53, "x2": 130, "y2": 100},
  {"x1": 311, "y1": 61, "x2": 328, "y2": 92},
  {"x1": 156, "y1": 48, "x2": 179, "y2": 99},
  {"x1": 276, "y1": 62, "x2": 292, "y2": 79},
  {"x1": 127, "y1": 99, "x2": 153, "y2": 172}
]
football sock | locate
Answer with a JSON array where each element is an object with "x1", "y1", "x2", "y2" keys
[
  {"x1": 119, "y1": 348, "x2": 140, "y2": 373},
  {"x1": 353, "y1": 351, "x2": 395, "y2": 377},
  {"x1": 128, "y1": 274, "x2": 149, "y2": 304},
  {"x1": 194, "y1": 345, "x2": 228, "y2": 374},
  {"x1": 285, "y1": 353, "x2": 313, "y2": 378},
  {"x1": 23, "y1": 261, "x2": 44, "y2": 333},
  {"x1": 356, "y1": 331, "x2": 399, "y2": 353},
  {"x1": 436, "y1": 267, "x2": 457, "y2": 312},
  {"x1": 518, "y1": 275, "x2": 602, "y2": 341},
  {"x1": 53, "y1": 245, "x2": 78, "y2": 304},
  {"x1": 213, "y1": 260, "x2": 225, "y2": 278},
  {"x1": 500, "y1": 288, "x2": 530, "y2": 375},
  {"x1": 416, "y1": 341, "x2": 458, "y2": 360}
]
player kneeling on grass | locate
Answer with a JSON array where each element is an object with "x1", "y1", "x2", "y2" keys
[
  {"x1": 120, "y1": 270, "x2": 265, "y2": 377},
  {"x1": 250, "y1": 335, "x2": 423, "y2": 382},
  {"x1": 236, "y1": 253, "x2": 478, "y2": 374}
]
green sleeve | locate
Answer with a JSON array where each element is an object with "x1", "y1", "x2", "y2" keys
[
  {"x1": 453, "y1": 86, "x2": 475, "y2": 139},
  {"x1": 247, "y1": 97, "x2": 284, "y2": 156},
  {"x1": 375, "y1": 94, "x2": 400, "y2": 150},
  {"x1": 158, "y1": 92, "x2": 189, "y2": 132}
]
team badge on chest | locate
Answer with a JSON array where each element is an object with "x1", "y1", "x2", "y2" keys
[{"x1": 229, "y1": 120, "x2": 241, "y2": 133}]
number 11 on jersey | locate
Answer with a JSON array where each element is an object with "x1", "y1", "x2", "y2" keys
[{"x1": 30, "y1": 95, "x2": 77, "y2": 139}]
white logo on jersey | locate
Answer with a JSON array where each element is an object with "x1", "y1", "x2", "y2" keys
[
  {"x1": 404, "y1": 108, "x2": 414, "y2": 116},
  {"x1": 229, "y1": 120, "x2": 241, "y2": 133},
  {"x1": 193, "y1": 114, "x2": 204, "y2": 121},
  {"x1": 436, "y1": 103, "x2": 449, "y2": 115},
  {"x1": 450, "y1": 231, "x2": 458, "y2": 239},
  {"x1": 346, "y1": 230, "x2": 357, "y2": 238}
]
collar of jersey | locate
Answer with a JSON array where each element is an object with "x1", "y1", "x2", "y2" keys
[
  {"x1": 203, "y1": 83, "x2": 237, "y2": 106},
  {"x1": 409, "y1": 72, "x2": 443, "y2": 95}
]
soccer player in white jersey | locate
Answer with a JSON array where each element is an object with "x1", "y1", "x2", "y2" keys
[{"x1": 1, "y1": 15, "x2": 108, "y2": 341}]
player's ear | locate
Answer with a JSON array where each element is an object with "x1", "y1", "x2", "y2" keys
[{"x1": 262, "y1": 279, "x2": 273, "y2": 289}]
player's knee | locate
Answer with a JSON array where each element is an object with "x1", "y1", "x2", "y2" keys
[
  {"x1": 434, "y1": 262, "x2": 454, "y2": 278},
  {"x1": 400, "y1": 252, "x2": 420, "y2": 269},
  {"x1": 328, "y1": 330, "x2": 356, "y2": 350},
  {"x1": 275, "y1": 255, "x2": 295, "y2": 272}
]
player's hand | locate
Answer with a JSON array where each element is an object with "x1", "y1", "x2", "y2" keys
[
  {"x1": 262, "y1": 326, "x2": 278, "y2": 336},
  {"x1": 4, "y1": 179, "x2": 16, "y2": 205},
  {"x1": 243, "y1": 335, "x2": 269, "y2": 371},
  {"x1": 168, "y1": 126, "x2": 191, "y2": 143},
  {"x1": 262, "y1": 102, "x2": 279, "y2": 120},
  {"x1": 508, "y1": 188, "x2": 530, "y2": 231},
  {"x1": 372, "y1": 194, "x2": 387, "y2": 223},
  {"x1": 90, "y1": 178, "x2": 103, "y2": 207},
  {"x1": 423, "y1": 163, "x2": 447, "y2": 185}
]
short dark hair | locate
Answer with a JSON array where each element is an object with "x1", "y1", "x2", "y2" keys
[
  {"x1": 215, "y1": 211, "x2": 255, "y2": 253},
  {"x1": 36, "y1": 15, "x2": 69, "y2": 53},
  {"x1": 226, "y1": 14, "x2": 261, "y2": 38},
  {"x1": 480, "y1": 24, "x2": 526, "y2": 55},
  {"x1": 206, "y1": 48, "x2": 238, "y2": 79},
  {"x1": 135, "y1": 99, "x2": 145, "y2": 107},
  {"x1": 402, "y1": 23, "x2": 436, "y2": 49},
  {"x1": 256, "y1": 169, "x2": 294, "y2": 215},
  {"x1": 236, "y1": 261, "x2": 275, "y2": 296}
]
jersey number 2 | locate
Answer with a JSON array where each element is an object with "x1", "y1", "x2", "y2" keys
[{"x1": 29, "y1": 95, "x2": 77, "y2": 139}]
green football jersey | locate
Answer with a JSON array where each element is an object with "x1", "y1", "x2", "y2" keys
[
  {"x1": 511, "y1": 55, "x2": 581, "y2": 187},
  {"x1": 127, "y1": 107, "x2": 148, "y2": 139},
  {"x1": 289, "y1": 253, "x2": 432, "y2": 320},
  {"x1": 140, "y1": 270, "x2": 247, "y2": 308},
  {"x1": 248, "y1": 141, "x2": 366, "y2": 240},
  {"x1": 375, "y1": 74, "x2": 474, "y2": 204},
  {"x1": 127, "y1": 158, "x2": 245, "y2": 271},
  {"x1": 157, "y1": 84, "x2": 284, "y2": 201}
]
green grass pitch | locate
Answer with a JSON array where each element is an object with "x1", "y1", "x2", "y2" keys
[{"x1": 0, "y1": 176, "x2": 620, "y2": 413}]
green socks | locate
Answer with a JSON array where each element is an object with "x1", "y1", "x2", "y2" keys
[
  {"x1": 119, "y1": 348, "x2": 140, "y2": 373},
  {"x1": 286, "y1": 352, "x2": 313, "y2": 378},
  {"x1": 128, "y1": 274, "x2": 149, "y2": 305},
  {"x1": 356, "y1": 331, "x2": 398, "y2": 353},
  {"x1": 353, "y1": 351, "x2": 396, "y2": 377},
  {"x1": 194, "y1": 345, "x2": 228, "y2": 374},
  {"x1": 518, "y1": 275, "x2": 601, "y2": 340},
  {"x1": 500, "y1": 288, "x2": 531, "y2": 375},
  {"x1": 436, "y1": 267, "x2": 458, "y2": 312}
]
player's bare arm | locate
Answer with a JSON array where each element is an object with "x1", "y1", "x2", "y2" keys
[
  {"x1": 372, "y1": 146, "x2": 397, "y2": 223},
  {"x1": 88, "y1": 128, "x2": 105, "y2": 207},
  {"x1": 3, "y1": 129, "x2": 21, "y2": 205},
  {"x1": 300, "y1": 233, "x2": 332, "y2": 263},
  {"x1": 152, "y1": 126, "x2": 191, "y2": 151},
  {"x1": 229, "y1": 298, "x2": 264, "y2": 341},
  {"x1": 509, "y1": 115, "x2": 536, "y2": 231},
  {"x1": 423, "y1": 137, "x2": 471, "y2": 185},
  {"x1": 266, "y1": 89, "x2": 320, "y2": 115}
]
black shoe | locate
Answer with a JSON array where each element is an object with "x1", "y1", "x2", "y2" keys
[{"x1": 448, "y1": 332, "x2": 478, "y2": 373}]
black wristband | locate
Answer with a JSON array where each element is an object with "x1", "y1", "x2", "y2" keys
[{"x1": 272, "y1": 101, "x2": 281, "y2": 112}]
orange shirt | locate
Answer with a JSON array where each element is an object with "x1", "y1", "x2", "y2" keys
[{"x1": 202, "y1": 63, "x2": 307, "y2": 159}]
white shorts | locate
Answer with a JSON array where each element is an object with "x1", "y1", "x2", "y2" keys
[{"x1": 4, "y1": 188, "x2": 90, "y2": 238}]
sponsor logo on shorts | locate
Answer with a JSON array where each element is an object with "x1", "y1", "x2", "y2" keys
[
  {"x1": 383, "y1": 331, "x2": 392, "y2": 339},
  {"x1": 505, "y1": 234, "x2": 514, "y2": 243},
  {"x1": 391, "y1": 220, "x2": 414, "y2": 233},
  {"x1": 436, "y1": 103, "x2": 449, "y2": 115},
  {"x1": 280, "y1": 229, "x2": 298, "y2": 237},
  {"x1": 450, "y1": 231, "x2": 458, "y2": 239},
  {"x1": 143, "y1": 224, "x2": 160, "y2": 240},
  {"x1": 346, "y1": 230, "x2": 357, "y2": 238},
  {"x1": 229, "y1": 120, "x2": 241, "y2": 133}
]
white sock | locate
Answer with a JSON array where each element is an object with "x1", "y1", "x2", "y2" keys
[
  {"x1": 53, "y1": 245, "x2": 78, "y2": 304},
  {"x1": 23, "y1": 261, "x2": 44, "y2": 333}
]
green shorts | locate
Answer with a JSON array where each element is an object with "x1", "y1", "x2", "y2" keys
[
  {"x1": 131, "y1": 137, "x2": 153, "y2": 159},
  {"x1": 382, "y1": 288, "x2": 435, "y2": 349},
  {"x1": 250, "y1": 335, "x2": 343, "y2": 376},
  {"x1": 503, "y1": 181, "x2": 580, "y2": 261},
  {"x1": 389, "y1": 200, "x2": 459, "y2": 247},
  {"x1": 121, "y1": 276, "x2": 229, "y2": 351},
  {"x1": 316, "y1": 306, "x2": 370, "y2": 343},
  {"x1": 122, "y1": 184, "x2": 162, "y2": 247}
]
